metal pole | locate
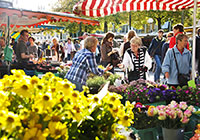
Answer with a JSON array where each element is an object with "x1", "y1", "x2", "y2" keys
[
  {"x1": 129, "y1": 12, "x2": 131, "y2": 30},
  {"x1": 192, "y1": 0, "x2": 197, "y2": 80},
  {"x1": 7, "y1": 16, "x2": 11, "y2": 75}
]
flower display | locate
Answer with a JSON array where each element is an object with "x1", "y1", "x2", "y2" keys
[
  {"x1": 0, "y1": 69, "x2": 134, "y2": 140},
  {"x1": 190, "y1": 124, "x2": 200, "y2": 140},
  {"x1": 147, "y1": 100, "x2": 195, "y2": 129},
  {"x1": 131, "y1": 102, "x2": 157, "y2": 129},
  {"x1": 175, "y1": 86, "x2": 200, "y2": 107}
]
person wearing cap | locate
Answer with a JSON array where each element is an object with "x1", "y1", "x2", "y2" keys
[
  {"x1": 80, "y1": 32, "x2": 89, "y2": 50},
  {"x1": 196, "y1": 28, "x2": 200, "y2": 74},
  {"x1": 148, "y1": 29, "x2": 166, "y2": 83},
  {"x1": 169, "y1": 23, "x2": 189, "y2": 50}
]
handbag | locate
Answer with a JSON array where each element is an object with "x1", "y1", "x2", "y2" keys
[
  {"x1": 172, "y1": 48, "x2": 190, "y2": 86},
  {"x1": 126, "y1": 48, "x2": 146, "y2": 82},
  {"x1": 111, "y1": 51, "x2": 121, "y2": 67}
]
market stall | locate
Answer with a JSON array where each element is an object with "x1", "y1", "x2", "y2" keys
[{"x1": 73, "y1": 0, "x2": 200, "y2": 80}]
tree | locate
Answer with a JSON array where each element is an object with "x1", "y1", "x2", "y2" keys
[{"x1": 130, "y1": 10, "x2": 193, "y2": 30}]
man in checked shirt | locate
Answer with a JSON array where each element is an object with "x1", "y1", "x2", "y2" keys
[{"x1": 65, "y1": 36, "x2": 112, "y2": 92}]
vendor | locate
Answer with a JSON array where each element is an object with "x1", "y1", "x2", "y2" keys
[
  {"x1": 15, "y1": 30, "x2": 34, "y2": 66},
  {"x1": 65, "y1": 36, "x2": 112, "y2": 92}
]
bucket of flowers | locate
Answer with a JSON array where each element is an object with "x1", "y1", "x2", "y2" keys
[
  {"x1": 130, "y1": 102, "x2": 159, "y2": 140},
  {"x1": 147, "y1": 100, "x2": 196, "y2": 140}
]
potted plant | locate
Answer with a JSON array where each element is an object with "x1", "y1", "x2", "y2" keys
[
  {"x1": 148, "y1": 100, "x2": 196, "y2": 140},
  {"x1": 86, "y1": 76, "x2": 107, "y2": 94}
]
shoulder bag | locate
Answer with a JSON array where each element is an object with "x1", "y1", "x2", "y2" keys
[{"x1": 172, "y1": 48, "x2": 190, "y2": 86}]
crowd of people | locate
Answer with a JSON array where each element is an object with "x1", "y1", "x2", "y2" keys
[{"x1": 0, "y1": 23, "x2": 200, "y2": 91}]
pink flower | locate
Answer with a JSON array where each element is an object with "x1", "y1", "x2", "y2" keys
[
  {"x1": 179, "y1": 102, "x2": 188, "y2": 110},
  {"x1": 157, "y1": 105, "x2": 166, "y2": 110},
  {"x1": 168, "y1": 110, "x2": 177, "y2": 119},
  {"x1": 169, "y1": 100, "x2": 178, "y2": 108},
  {"x1": 188, "y1": 105, "x2": 195, "y2": 112},
  {"x1": 181, "y1": 115, "x2": 189, "y2": 124},
  {"x1": 177, "y1": 109, "x2": 183, "y2": 118},
  {"x1": 158, "y1": 111, "x2": 166, "y2": 120},
  {"x1": 184, "y1": 109, "x2": 192, "y2": 117}
]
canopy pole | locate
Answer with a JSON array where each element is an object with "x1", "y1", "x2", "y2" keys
[{"x1": 192, "y1": 0, "x2": 197, "y2": 80}]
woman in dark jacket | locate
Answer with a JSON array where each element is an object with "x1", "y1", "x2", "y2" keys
[
  {"x1": 122, "y1": 30, "x2": 137, "y2": 59},
  {"x1": 100, "y1": 32, "x2": 115, "y2": 73}
]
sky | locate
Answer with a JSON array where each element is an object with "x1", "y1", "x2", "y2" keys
[{"x1": 12, "y1": 0, "x2": 58, "y2": 11}]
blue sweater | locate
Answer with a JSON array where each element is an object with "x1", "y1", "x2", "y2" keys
[{"x1": 162, "y1": 46, "x2": 191, "y2": 85}]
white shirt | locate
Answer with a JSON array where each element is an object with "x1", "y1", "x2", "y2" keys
[
  {"x1": 80, "y1": 40, "x2": 84, "y2": 50},
  {"x1": 122, "y1": 48, "x2": 152, "y2": 71}
]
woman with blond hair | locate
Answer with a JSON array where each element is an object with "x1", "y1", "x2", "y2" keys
[{"x1": 119, "y1": 36, "x2": 152, "y2": 82}]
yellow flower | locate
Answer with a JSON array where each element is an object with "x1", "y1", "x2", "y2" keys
[
  {"x1": 32, "y1": 93, "x2": 55, "y2": 114},
  {"x1": 56, "y1": 81, "x2": 75, "y2": 96},
  {"x1": 11, "y1": 69, "x2": 26, "y2": 79},
  {"x1": 30, "y1": 76, "x2": 40, "y2": 86},
  {"x1": 13, "y1": 79, "x2": 33, "y2": 98},
  {"x1": 1, "y1": 111, "x2": 21, "y2": 133},
  {"x1": 118, "y1": 111, "x2": 133, "y2": 127},
  {"x1": 147, "y1": 106, "x2": 157, "y2": 117},
  {"x1": 0, "y1": 136, "x2": 8, "y2": 140},
  {"x1": 23, "y1": 127, "x2": 47, "y2": 140},
  {"x1": 48, "y1": 121, "x2": 68, "y2": 139},
  {"x1": 0, "y1": 91, "x2": 10, "y2": 110}
]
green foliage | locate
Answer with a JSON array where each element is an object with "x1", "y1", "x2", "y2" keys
[
  {"x1": 86, "y1": 76, "x2": 107, "y2": 89},
  {"x1": 107, "y1": 74, "x2": 121, "y2": 85}
]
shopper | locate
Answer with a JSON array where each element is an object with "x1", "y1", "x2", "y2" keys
[{"x1": 65, "y1": 36, "x2": 112, "y2": 91}]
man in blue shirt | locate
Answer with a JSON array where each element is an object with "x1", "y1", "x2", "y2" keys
[
  {"x1": 65, "y1": 36, "x2": 112, "y2": 91},
  {"x1": 162, "y1": 34, "x2": 191, "y2": 87}
]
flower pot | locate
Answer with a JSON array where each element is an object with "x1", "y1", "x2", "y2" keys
[{"x1": 162, "y1": 127, "x2": 184, "y2": 140}]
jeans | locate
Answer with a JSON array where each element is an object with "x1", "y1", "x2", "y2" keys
[
  {"x1": 154, "y1": 55, "x2": 162, "y2": 82},
  {"x1": 68, "y1": 79, "x2": 83, "y2": 92},
  {"x1": 67, "y1": 54, "x2": 71, "y2": 60}
]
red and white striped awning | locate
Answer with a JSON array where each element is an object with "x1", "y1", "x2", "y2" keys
[
  {"x1": 73, "y1": 0, "x2": 200, "y2": 17},
  {"x1": 0, "y1": 6, "x2": 100, "y2": 28}
]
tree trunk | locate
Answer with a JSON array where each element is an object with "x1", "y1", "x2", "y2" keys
[
  {"x1": 104, "y1": 21, "x2": 108, "y2": 33},
  {"x1": 157, "y1": 17, "x2": 162, "y2": 29}
]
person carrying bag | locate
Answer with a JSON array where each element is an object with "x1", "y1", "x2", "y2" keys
[{"x1": 172, "y1": 48, "x2": 190, "y2": 86}]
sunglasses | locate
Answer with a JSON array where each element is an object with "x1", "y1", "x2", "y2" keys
[{"x1": 167, "y1": 36, "x2": 172, "y2": 37}]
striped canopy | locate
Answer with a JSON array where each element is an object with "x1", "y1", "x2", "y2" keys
[
  {"x1": 73, "y1": 0, "x2": 200, "y2": 17},
  {"x1": 0, "y1": 6, "x2": 99, "y2": 28}
]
